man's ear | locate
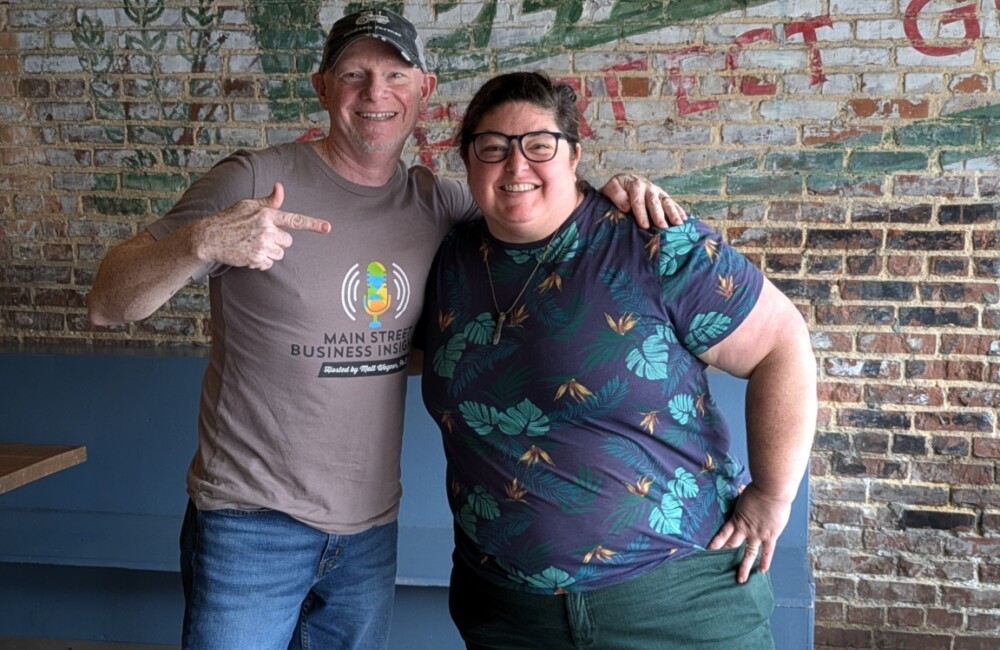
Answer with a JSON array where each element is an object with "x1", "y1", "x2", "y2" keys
[
  {"x1": 420, "y1": 72, "x2": 438, "y2": 105},
  {"x1": 311, "y1": 72, "x2": 326, "y2": 105}
]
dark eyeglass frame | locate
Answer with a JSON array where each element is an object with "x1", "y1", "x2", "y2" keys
[{"x1": 469, "y1": 130, "x2": 571, "y2": 164}]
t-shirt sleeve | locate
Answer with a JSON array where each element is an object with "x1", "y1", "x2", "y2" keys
[
  {"x1": 657, "y1": 218, "x2": 764, "y2": 355},
  {"x1": 145, "y1": 150, "x2": 258, "y2": 280},
  {"x1": 436, "y1": 175, "x2": 479, "y2": 226}
]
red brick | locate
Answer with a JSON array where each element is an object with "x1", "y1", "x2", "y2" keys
[
  {"x1": 983, "y1": 512, "x2": 1000, "y2": 535},
  {"x1": 941, "y1": 586, "x2": 1000, "y2": 609},
  {"x1": 860, "y1": 579, "x2": 938, "y2": 604},
  {"x1": 914, "y1": 411, "x2": 995, "y2": 434},
  {"x1": 972, "y1": 438, "x2": 1000, "y2": 458},
  {"x1": 953, "y1": 74, "x2": 989, "y2": 94},
  {"x1": 967, "y1": 611, "x2": 1000, "y2": 632},
  {"x1": 908, "y1": 360, "x2": 986, "y2": 381},
  {"x1": 864, "y1": 530, "x2": 947, "y2": 555},
  {"x1": 619, "y1": 77, "x2": 649, "y2": 97},
  {"x1": 950, "y1": 388, "x2": 1000, "y2": 409},
  {"x1": 849, "y1": 98, "x2": 930, "y2": 119},
  {"x1": 814, "y1": 550, "x2": 895, "y2": 575},
  {"x1": 818, "y1": 381, "x2": 864, "y2": 403},
  {"x1": 899, "y1": 557, "x2": 977, "y2": 581},
  {"x1": 952, "y1": 487, "x2": 1000, "y2": 509},
  {"x1": 846, "y1": 605, "x2": 883, "y2": 625},
  {"x1": 866, "y1": 383, "x2": 944, "y2": 407},
  {"x1": 886, "y1": 255, "x2": 923, "y2": 276},
  {"x1": 926, "y1": 607, "x2": 964, "y2": 630},
  {"x1": 815, "y1": 576, "x2": 860, "y2": 600},
  {"x1": 815, "y1": 625, "x2": 873, "y2": 648},
  {"x1": 813, "y1": 503, "x2": 871, "y2": 527},
  {"x1": 955, "y1": 636, "x2": 1000, "y2": 650},
  {"x1": 940, "y1": 334, "x2": 1000, "y2": 356},
  {"x1": 887, "y1": 606, "x2": 925, "y2": 627},
  {"x1": 911, "y1": 461, "x2": 994, "y2": 485},
  {"x1": 875, "y1": 631, "x2": 953, "y2": 649},
  {"x1": 858, "y1": 333, "x2": 936, "y2": 355}
]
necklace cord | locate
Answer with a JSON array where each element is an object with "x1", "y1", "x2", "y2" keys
[{"x1": 484, "y1": 234, "x2": 557, "y2": 345}]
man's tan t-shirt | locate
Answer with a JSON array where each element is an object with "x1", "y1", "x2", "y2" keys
[{"x1": 147, "y1": 142, "x2": 476, "y2": 533}]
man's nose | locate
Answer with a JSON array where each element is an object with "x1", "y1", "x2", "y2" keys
[{"x1": 362, "y1": 77, "x2": 388, "y2": 98}]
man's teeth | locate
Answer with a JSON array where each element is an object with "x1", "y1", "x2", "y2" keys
[
  {"x1": 359, "y1": 112, "x2": 395, "y2": 120},
  {"x1": 502, "y1": 184, "x2": 537, "y2": 192}
]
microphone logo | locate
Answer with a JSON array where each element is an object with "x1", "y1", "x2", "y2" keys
[
  {"x1": 362, "y1": 262, "x2": 390, "y2": 329},
  {"x1": 341, "y1": 261, "x2": 411, "y2": 327}
]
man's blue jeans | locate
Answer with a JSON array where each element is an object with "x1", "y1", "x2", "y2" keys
[{"x1": 180, "y1": 501, "x2": 398, "y2": 650}]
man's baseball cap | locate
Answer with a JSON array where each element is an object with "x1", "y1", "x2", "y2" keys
[{"x1": 320, "y1": 8, "x2": 429, "y2": 73}]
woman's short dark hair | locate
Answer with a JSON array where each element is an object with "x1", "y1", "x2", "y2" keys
[{"x1": 458, "y1": 72, "x2": 581, "y2": 165}]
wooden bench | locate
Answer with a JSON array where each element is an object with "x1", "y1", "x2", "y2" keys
[{"x1": 0, "y1": 349, "x2": 812, "y2": 648}]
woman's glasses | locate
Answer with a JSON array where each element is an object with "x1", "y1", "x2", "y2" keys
[{"x1": 470, "y1": 131, "x2": 570, "y2": 163}]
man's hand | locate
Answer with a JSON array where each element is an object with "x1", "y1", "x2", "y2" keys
[
  {"x1": 195, "y1": 182, "x2": 331, "y2": 271},
  {"x1": 601, "y1": 174, "x2": 687, "y2": 228}
]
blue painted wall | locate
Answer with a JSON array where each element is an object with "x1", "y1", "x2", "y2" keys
[{"x1": 0, "y1": 350, "x2": 810, "y2": 647}]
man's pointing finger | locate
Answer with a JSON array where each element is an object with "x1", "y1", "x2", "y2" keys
[{"x1": 273, "y1": 209, "x2": 331, "y2": 234}]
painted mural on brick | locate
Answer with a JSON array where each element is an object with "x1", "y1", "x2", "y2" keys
[{"x1": 66, "y1": 0, "x2": 1000, "y2": 197}]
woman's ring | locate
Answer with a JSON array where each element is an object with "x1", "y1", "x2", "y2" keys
[{"x1": 746, "y1": 544, "x2": 759, "y2": 554}]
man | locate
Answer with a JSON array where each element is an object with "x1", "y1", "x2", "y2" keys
[{"x1": 87, "y1": 8, "x2": 685, "y2": 650}]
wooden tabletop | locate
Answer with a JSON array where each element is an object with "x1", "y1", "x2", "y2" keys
[{"x1": 0, "y1": 443, "x2": 87, "y2": 494}]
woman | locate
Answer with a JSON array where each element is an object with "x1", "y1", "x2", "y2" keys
[{"x1": 417, "y1": 72, "x2": 816, "y2": 649}]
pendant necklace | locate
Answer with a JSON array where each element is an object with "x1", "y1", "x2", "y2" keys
[{"x1": 484, "y1": 233, "x2": 557, "y2": 345}]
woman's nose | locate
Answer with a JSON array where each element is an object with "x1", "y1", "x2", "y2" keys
[{"x1": 505, "y1": 140, "x2": 530, "y2": 170}]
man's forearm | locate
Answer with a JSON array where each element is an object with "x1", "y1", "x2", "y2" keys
[{"x1": 88, "y1": 228, "x2": 205, "y2": 326}]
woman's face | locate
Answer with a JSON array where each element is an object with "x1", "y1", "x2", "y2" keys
[{"x1": 466, "y1": 101, "x2": 582, "y2": 244}]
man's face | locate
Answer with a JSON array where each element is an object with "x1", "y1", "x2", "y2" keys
[{"x1": 312, "y1": 38, "x2": 436, "y2": 157}]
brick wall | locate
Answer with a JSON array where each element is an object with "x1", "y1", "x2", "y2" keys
[{"x1": 2, "y1": 1, "x2": 999, "y2": 647}]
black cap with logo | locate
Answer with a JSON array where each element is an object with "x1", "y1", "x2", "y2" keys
[{"x1": 320, "y1": 8, "x2": 429, "y2": 73}]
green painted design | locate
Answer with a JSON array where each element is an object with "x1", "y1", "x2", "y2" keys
[
  {"x1": 71, "y1": 0, "x2": 225, "y2": 214},
  {"x1": 122, "y1": 173, "x2": 189, "y2": 193},
  {"x1": 422, "y1": 0, "x2": 770, "y2": 81},
  {"x1": 690, "y1": 201, "x2": 734, "y2": 216},
  {"x1": 941, "y1": 103, "x2": 1000, "y2": 121},
  {"x1": 666, "y1": 0, "x2": 767, "y2": 22},
  {"x1": 271, "y1": 102, "x2": 303, "y2": 122},
  {"x1": 93, "y1": 197, "x2": 148, "y2": 216},
  {"x1": 848, "y1": 151, "x2": 929, "y2": 173},
  {"x1": 728, "y1": 175, "x2": 802, "y2": 196},
  {"x1": 896, "y1": 123, "x2": 979, "y2": 148},
  {"x1": 90, "y1": 175, "x2": 119, "y2": 192},
  {"x1": 654, "y1": 158, "x2": 755, "y2": 195},
  {"x1": 939, "y1": 150, "x2": 1000, "y2": 171},
  {"x1": 982, "y1": 123, "x2": 1000, "y2": 148},
  {"x1": 246, "y1": 0, "x2": 325, "y2": 126},
  {"x1": 428, "y1": 1, "x2": 498, "y2": 49},
  {"x1": 765, "y1": 152, "x2": 843, "y2": 172},
  {"x1": 655, "y1": 172, "x2": 724, "y2": 196},
  {"x1": 151, "y1": 198, "x2": 178, "y2": 216}
]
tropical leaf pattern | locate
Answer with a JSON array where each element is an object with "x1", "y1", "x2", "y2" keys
[{"x1": 420, "y1": 191, "x2": 763, "y2": 593}]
